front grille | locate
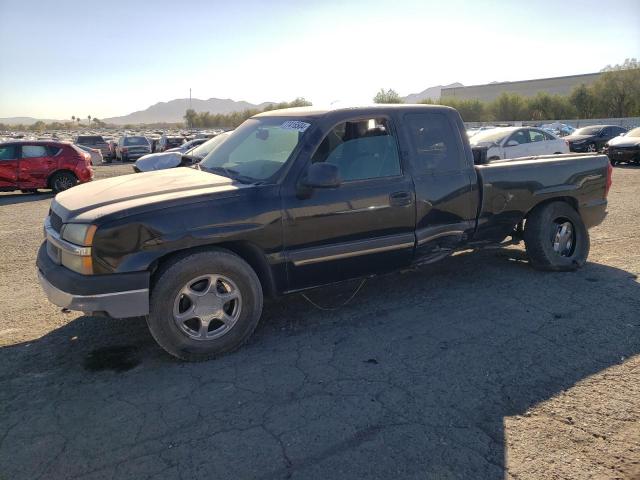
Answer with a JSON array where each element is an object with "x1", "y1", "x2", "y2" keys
[{"x1": 50, "y1": 212, "x2": 63, "y2": 233}]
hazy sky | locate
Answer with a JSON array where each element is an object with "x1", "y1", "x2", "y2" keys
[{"x1": 0, "y1": 0, "x2": 638, "y2": 119}]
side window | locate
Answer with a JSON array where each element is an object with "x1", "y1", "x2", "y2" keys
[
  {"x1": 404, "y1": 113, "x2": 463, "y2": 174},
  {"x1": 47, "y1": 146, "x2": 62, "y2": 156},
  {"x1": 311, "y1": 118, "x2": 401, "y2": 181},
  {"x1": 21, "y1": 145, "x2": 48, "y2": 158},
  {"x1": 529, "y1": 130, "x2": 546, "y2": 143},
  {"x1": 542, "y1": 131, "x2": 556, "y2": 141},
  {"x1": 509, "y1": 130, "x2": 530, "y2": 145},
  {"x1": 0, "y1": 145, "x2": 17, "y2": 160}
]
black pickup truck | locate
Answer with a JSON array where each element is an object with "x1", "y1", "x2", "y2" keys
[{"x1": 37, "y1": 105, "x2": 612, "y2": 360}]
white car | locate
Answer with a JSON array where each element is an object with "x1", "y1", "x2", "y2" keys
[
  {"x1": 134, "y1": 132, "x2": 231, "y2": 172},
  {"x1": 469, "y1": 127, "x2": 569, "y2": 160}
]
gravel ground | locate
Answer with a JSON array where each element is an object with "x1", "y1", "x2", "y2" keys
[{"x1": 0, "y1": 164, "x2": 638, "y2": 480}]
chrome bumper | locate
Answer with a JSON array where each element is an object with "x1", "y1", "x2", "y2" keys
[{"x1": 37, "y1": 269, "x2": 149, "y2": 318}]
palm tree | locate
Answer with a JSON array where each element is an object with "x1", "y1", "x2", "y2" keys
[
  {"x1": 88, "y1": 115, "x2": 92, "y2": 125},
  {"x1": 71, "y1": 115, "x2": 75, "y2": 123}
]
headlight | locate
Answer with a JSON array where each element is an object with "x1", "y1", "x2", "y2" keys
[
  {"x1": 61, "y1": 223, "x2": 97, "y2": 246},
  {"x1": 59, "y1": 223, "x2": 97, "y2": 275}
]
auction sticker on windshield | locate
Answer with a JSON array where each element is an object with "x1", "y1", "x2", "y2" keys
[{"x1": 280, "y1": 121, "x2": 311, "y2": 132}]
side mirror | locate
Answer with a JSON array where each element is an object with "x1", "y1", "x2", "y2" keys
[
  {"x1": 302, "y1": 163, "x2": 341, "y2": 189},
  {"x1": 505, "y1": 140, "x2": 519, "y2": 147}
]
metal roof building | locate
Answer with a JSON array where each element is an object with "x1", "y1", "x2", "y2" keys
[{"x1": 441, "y1": 72, "x2": 602, "y2": 102}]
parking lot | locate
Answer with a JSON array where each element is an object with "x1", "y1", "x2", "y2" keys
[{"x1": 0, "y1": 163, "x2": 639, "y2": 479}]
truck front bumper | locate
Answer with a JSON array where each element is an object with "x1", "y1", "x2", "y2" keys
[{"x1": 36, "y1": 243, "x2": 150, "y2": 318}]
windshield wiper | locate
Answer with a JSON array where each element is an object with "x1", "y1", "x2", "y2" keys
[{"x1": 202, "y1": 166, "x2": 259, "y2": 184}]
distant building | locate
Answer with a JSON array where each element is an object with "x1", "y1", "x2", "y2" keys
[{"x1": 441, "y1": 72, "x2": 603, "y2": 102}]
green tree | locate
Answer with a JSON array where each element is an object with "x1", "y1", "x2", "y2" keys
[
  {"x1": 569, "y1": 84, "x2": 596, "y2": 118},
  {"x1": 29, "y1": 120, "x2": 46, "y2": 131},
  {"x1": 373, "y1": 89, "x2": 403, "y2": 104},
  {"x1": 490, "y1": 92, "x2": 527, "y2": 121},
  {"x1": 184, "y1": 108, "x2": 198, "y2": 128},
  {"x1": 439, "y1": 98, "x2": 486, "y2": 122},
  {"x1": 601, "y1": 58, "x2": 639, "y2": 72},
  {"x1": 592, "y1": 67, "x2": 640, "y2": 117}
]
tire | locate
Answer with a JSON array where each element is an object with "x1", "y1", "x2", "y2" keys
[
  {"x1": 20, "y1": 189, "x2": 38, "y2": 194},
  {"x1": 524, "y1": 201, "x2": 589, "y2": 271},
  {"x1": 50, "y1": 171, "x2": 78, "y2": 194},
  {"x1": 147, "y1": 249, "x2": 263, "y2": 361}
]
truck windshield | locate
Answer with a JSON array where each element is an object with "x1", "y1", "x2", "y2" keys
[{"x1": 199, "y1": 118, "x2": 310, "y2": 181}]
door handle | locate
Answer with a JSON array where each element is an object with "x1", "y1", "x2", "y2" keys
[{"x1": 389, "y1": 191, "x2": 412, "y2": 206}]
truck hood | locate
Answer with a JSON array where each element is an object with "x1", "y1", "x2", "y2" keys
[{"x1": 52, "y1": 167, "x2": 244, "y2": 223}]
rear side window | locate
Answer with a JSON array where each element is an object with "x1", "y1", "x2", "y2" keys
[
  {"x1": 22, "y1": 145, "x2": 49, "y2": 158},
  {"x1": 404, "y1": 113, "x2": 463, "y2": 174},
  {"x1": 529, "y1": 130, "x2": 546, "y2": 143},
  {"x1": 0, "y1": 145, "x2": 17, "y2": 160},
  {"x1": 542, "y1": 131, "x2": 556, "y2": 141},
  {"x1": 47, "y1": 146, "x2": 62, "y2": 156}
]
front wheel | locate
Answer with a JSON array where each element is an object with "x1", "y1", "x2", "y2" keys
[
  {"x1": 586, "y1": 143, "x2": 597, "y2": 153},
  {"x1": 524, "y1": 202, "x2": 589, "y2": 271},
  {"x1": 147, "y1": 249, "x2": 263, "y2": 361}
]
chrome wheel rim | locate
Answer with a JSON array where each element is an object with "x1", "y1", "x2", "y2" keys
[
  {"x1": 586, "y1": 144, "x2": 596, "y2": 152},
  {"x1": 551, "y1": 220, "x2": 575, "y2": 257},
  {"x1": 173, "y1": 274, "x2": 242, "y2": 340}
]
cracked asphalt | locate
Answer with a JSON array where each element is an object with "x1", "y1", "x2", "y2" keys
[{"x1": 0, "y1": 164, "x2": 639, "y2": 480}]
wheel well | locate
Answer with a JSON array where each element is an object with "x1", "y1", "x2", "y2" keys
[
  {"x1": 47, "y1": 169, "x2": 77, "y2": 188},
  {"x1": 149, "y1": 242, "x2": 277, "y2": 298},
  {"x1": 525, "y1": 196, "x2": 579, "y2": 221}
]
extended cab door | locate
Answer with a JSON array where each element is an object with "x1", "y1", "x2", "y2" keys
[
  {"x1": 0, "y1": 144, "x2": 19, "y2": 188},
  {"x1": 282, "y1": 116, "x2": 416, "y2": 290},
  {"x1": 398, "y1": 111, "x2": 478, "y2": 261}
]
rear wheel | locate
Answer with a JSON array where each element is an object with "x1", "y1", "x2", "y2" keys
[
  {"x1": 50, "y1": 171, "x2": 77, "y2": 193},
  {"x1": 147, "y1": 249, "x2": 263, "y2": 361},
  {"x1": 524, "y1": 201, "x2": 589, "y2": 271},
  {"x1": 586, "y1": 143, "x2": 597, "y2": 153}
]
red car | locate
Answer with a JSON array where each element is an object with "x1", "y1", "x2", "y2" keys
[{"x1": 0, "y1": 141, "x2": 93, "y2": 194}]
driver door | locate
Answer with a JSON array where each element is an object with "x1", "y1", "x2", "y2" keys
[{"x1": 282, "y1": 116, "x2": 416, "y2": 291}]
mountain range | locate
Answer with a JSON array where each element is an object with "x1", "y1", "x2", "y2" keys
[
  {"x1": 1, "y1": 84, "x2": 468, "y2": 126},
  {"x1": 102, "y1": 98, "x2": 274, "y2": 125}
]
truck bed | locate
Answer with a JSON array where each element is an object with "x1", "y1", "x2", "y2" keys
[{"x1": 472, "y1": 153, "x2": 610, "y2": 244}]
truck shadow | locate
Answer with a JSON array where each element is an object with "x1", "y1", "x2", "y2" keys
[{"x1": 0, "y1": 248, "x2": 638, "y2": 479}]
